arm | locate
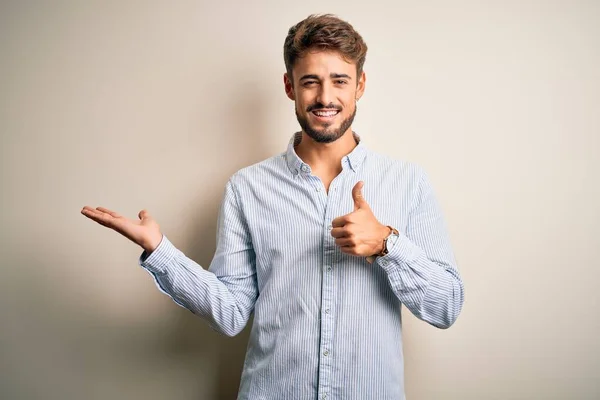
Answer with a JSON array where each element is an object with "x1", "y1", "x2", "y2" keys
[
  {"x1": 376, "y1": 170, "x2": 464, "y2": 329},
  {"x1": 139, "y1": 178, "x2": 258, "y2": 337}
]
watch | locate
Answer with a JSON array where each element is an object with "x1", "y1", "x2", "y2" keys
[{"x1": 366, "y1": 225, "x2": 399, "y2": 264}]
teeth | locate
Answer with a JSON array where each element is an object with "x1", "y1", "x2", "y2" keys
[{"x1": 314, "y1": 110, "x2": 338, "y2": 117}]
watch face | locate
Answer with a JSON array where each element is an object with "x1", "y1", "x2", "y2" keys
[
  {"x1": 382, "y1": 242, "x2": 389, "y2": 255},
  {"x1": 382, "y1": 227, "x2": 399, "y2": 256}
]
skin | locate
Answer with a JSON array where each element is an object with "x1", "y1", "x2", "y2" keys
[
  {"x1": 81, "y1": 49, "x2": 391, "y2": 258},
  {"x1": 284, "y1": 50, "x2": 364, "y2": 191},
  {"x1": 285, "y1": 50, "x2": 390, "y2": 257}
]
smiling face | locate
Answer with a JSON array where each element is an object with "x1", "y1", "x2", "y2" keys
[{"x1": 284, "y1": 50, "x2": 366, "y2": 144}]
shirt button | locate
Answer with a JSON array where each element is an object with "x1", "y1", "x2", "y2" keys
[
  {"x1": 301, "y1": 164, "x2": 310, "y2": 173},
  {"x1": 327, "y1": 225, "x2": 332, "y2": 230},
  {"x1": 323, "y1": 350, "x2": 330, "y2": 356},
  {"x1": 324, "y1": 308, "x2": 330, "y2": 314},
  {"x1": 381, "y1": 259, "x2": 389, "y2": 267},
  {"x1": 326, "y1": 266, "x2": 332, "y2": 272}
]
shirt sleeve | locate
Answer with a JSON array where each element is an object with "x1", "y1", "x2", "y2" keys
[
  {"x1": 138, "y1": 178, "x2": 258, "y2": 337},
  {"x1": 376, "y1": 168, "x2": 465, "y2": 329}
]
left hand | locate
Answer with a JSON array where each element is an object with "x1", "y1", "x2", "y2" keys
[{"x1": 331, "y1": 181, "x2": 391, "y2": 257}]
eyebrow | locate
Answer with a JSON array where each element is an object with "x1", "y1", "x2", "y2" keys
[
  {"x1": 331, "y1": 73, "x2": 352, "y2": 80},
  {"x1": 299, "y1": 73, "x2": 353, "y2": 81}
]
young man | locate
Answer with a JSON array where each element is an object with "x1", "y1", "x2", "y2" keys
[{"x1": 82, "y1": 14, "x2": 464, "y2": 400}]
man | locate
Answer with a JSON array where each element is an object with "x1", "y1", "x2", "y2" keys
[{"x1": 81, "y1": 14, "x2": 464, "y2": 400}]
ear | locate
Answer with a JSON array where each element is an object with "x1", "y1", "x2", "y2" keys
[
  {"x1": 284, "y1": 72, "x2": 295, "y2": 101},
  {"x1": 355, "y1": 70, "x2": 366, "y2": 101}
]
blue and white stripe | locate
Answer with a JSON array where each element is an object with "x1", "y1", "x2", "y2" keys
[{"x1": 140, "y1": 132, "x2": 465, "y2": 400}]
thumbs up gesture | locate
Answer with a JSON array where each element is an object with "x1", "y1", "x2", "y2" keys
[{"x1": 330, "y1": 181, "x2": 391, "y2": 257}]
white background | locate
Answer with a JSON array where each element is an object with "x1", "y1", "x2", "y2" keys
[{"x1": 1, "y1": 1, "x2": 599, "y2": 399}]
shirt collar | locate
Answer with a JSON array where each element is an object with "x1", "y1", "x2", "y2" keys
[{"x1": 285, "y1": 131, "x2": 367, "y2": 176}]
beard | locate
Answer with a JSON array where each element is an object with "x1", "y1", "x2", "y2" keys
[{"x1": 296, "y1": 104, "x2": 357, "y2": 144}]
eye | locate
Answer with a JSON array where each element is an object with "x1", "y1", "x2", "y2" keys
[
  {"x1": 335, "y1": 80, "x2": 348, "y2": 85},
  {"x1": 303, "y1": 81, "x2": 318, "y2": 87}
]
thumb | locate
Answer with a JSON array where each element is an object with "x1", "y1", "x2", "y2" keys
[
  {"x1": 138, "y1": 209, "x2": 151, "y2": 221},
  {"x1": 352, "y1": 181, "x2": 368, "y2": 211}
]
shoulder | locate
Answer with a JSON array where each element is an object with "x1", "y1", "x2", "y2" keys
[
  {"x1": 228, "y1": 152, "x2": 288, "y2": 189},
  {"x1": 364, "y1": 148, "x2": 428, "y2": 184}
]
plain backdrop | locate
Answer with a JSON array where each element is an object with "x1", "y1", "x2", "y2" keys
[{"x1": 1, "y1": 1, "x2": 599, "y2": 399}]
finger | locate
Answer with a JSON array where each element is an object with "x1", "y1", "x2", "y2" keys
[
  {"x1": 81, "y1": 207, "x2": 112, "y2": 224},
  {"x1": 352, "y1": 181, "x2": 364, "y2": 210},
  {"x1": 335, "y1": 237, "x2": 354, "y2": 247},
  {"x1": 331, "y1": 217, "x2": 344, "y2": 228},
  {"x1": 96, "y1": 207, "x2": 122, "y2": 218},
  {"x1": 81, "y1": 206, "x2": 102, "y2": 218},
  {"x1": 81, "y1": 205, "x2": 99, "y2": 213},
  {"x1": 138, "y1": 209, "x2": 150, "y2": 220},
  {"x1": 81, "y1": 207, "x2": 122, "y2": 229},
  {"x1": 330, "y1": 227, "x2": 350, "y2": 238},
  {"x1": 332, "y1": 214, "x2": 352, "y2": 228},
  {"x1": 339, "y1": 245, "x2": 358, "y2": 255},
  {"x1": 352, "y1": 181, "x2": 369, "y2": 211}
]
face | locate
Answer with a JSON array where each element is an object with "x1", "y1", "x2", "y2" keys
[{"x1": 284, "y1": 50, "x2": 366, "y2": 144}]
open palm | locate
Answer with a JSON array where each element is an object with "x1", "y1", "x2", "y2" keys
[{"x1": 80, "y1": 206, "x2": 163, "y2": 253}]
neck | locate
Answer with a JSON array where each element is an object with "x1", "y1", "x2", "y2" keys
[{"x1": 295, "y1": 129, "x2": 357, "y2": 174}]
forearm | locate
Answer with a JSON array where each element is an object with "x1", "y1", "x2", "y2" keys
[
  {"x1": 139, "y1": 235, "x2": 255, "y2": 337},
  {"x1": 377, "y1": 234, "x2": 464, "y2": 329}
]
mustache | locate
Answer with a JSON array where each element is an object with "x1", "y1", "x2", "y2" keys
[{"x1": 307, "y1": 102, "x2": 342, "y2": 112}]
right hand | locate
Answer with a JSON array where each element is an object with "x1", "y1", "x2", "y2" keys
[{"x1": 80, "y1": 206, "x2": 163, "y2": 253}]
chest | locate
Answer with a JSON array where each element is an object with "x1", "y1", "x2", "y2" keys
[{"x1": 240, "y1": 169, "x2": 412, "y2": 274}]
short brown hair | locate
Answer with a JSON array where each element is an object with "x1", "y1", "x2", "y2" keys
[{"x1": 283, "y1": 14, "x2": 368, "y2": 80}]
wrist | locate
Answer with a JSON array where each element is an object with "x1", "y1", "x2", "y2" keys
[
  {"x1": 143, "y1": 233, "x2": 163, "y2": 254},
  {"x1": 366, "y1": 225, "x2": 399, "y2": 264},
  {"x1": 375, "y1": 225, "x2": 391, "y2": 254}
]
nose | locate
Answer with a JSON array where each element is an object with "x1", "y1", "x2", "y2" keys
[{"x1": 316, "y1": 82, "x2": 333, "y2": 107}]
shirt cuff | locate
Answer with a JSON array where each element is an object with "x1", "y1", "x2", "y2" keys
[
  {"x1": 375, "y1": 232, "x2": 420, "y2": 272},
  {"x1": 138, "y1": 234, "x2": 178, "y2": 274}
]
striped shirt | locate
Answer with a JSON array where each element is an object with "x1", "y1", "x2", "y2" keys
[{"x1": 139, "y1": 132, "x2": 465, "y2": 400}]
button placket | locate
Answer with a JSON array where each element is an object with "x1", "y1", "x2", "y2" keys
[
  {"x1": 318, "y1": 177, "x2": 343, "y2": 400},
  {"x1": 320, "y1": 255, "x2": 334, "y2": 387}
]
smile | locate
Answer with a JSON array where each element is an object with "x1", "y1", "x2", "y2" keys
[{"x1": 311, "y1": 110, "x2": 340, "y2": 118}]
